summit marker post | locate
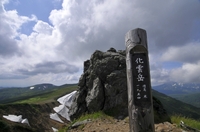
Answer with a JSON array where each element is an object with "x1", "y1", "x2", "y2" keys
[{"x1": 125, "y1": 28, "x2": 155, "y2": 132}]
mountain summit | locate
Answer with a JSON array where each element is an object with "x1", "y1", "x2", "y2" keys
[{"x1": 68, "y1": 48, "x2": 169, "y2": 123}]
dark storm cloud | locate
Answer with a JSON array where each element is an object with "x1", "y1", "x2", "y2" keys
[
  {"x1": 52, "y1": 0, "x2": 200, "y2": 62},
  {"x1": 17, "y1": 61, "x2": 79, "y2": 76},
  {"x1": 1, "y1": 0, "x2": 200, "y2": 86},
  {"x1": 0, "y1": 10, "x2": 20, "y2": 57},
  {"x1": 0, "y1": 35, "x2": 20, "y2": 57},
  {"x1": 0, "y1": 73, "x2": 28, "y2": 80}
]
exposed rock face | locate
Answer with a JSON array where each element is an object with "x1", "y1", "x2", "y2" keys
[
  {"x1": 69, "y1": 48, "x2": 170, "y2": 123},
  {"x1": 69, "y1": 48, "x2": 127, "y2": 119}
]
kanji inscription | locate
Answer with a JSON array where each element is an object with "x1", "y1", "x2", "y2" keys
[{"x1": 132, "y1": 53, "x2": 151, "y2": 106}]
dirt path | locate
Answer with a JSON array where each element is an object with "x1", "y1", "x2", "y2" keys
[{"x1": 68, "y1": 118, "x2": 185, "y2": 132}]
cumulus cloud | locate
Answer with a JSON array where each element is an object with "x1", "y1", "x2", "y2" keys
[
  {"x1": 161, "y1": 42, "x2": 200, "y2": 63},
  {"x1": 17, "y1": 61, "x2": 79, "y2": 76},
  {"x1": 47, "y1": 0, "x2": 200, "y2": 62},
  {"x1": 160, "y1": 42, "x2": 200, "y2": 83},
  {"x1": 170, "y1": 62, "x2": 200, "y2": 83},
  {"x1": 33, "y1": 20, "x2": 53, "y2": 35},
  {"x1": 0, "y1": 0, "x2": 37, "y2": 57},
  {"x1": 1, "y1": 0, "x2": 200, "y2": 86}
]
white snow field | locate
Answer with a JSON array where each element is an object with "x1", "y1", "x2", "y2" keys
[
  {"x1": 50, "y1": 90, "x2": 77, "y2": 130},
  {"x1": 57, "y1": 90, "x2": 77, "y2": 107},
  {"x1": 50, "y1": 113, "x2": 64, "y2": 123},
  {"x1": 3, "y1": 115, "x2": 30, "y2": 126},
  {"x1": 2, "y1": 91, "x2": 77, "y2": 130}
]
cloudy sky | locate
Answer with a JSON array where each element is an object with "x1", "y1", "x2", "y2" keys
[{"x1": 0, "y1": 0, "x2": 200, "y2": 87}]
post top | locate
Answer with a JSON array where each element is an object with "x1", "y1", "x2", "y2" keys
[{"x1": 125, "y1": 28, "x2": 148, "y2": 52}]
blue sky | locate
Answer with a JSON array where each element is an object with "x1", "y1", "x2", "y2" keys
[
  {"x1": 4, "y1": 0, "x2": 62, "y2": 35},
  {"x1": 0, "y1": 0, "x2": 200, "y2": 87}
]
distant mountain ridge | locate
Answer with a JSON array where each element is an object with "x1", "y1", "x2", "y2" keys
[
  {"x1": 0, "y1": 83, "x2": 55, "y2": 89},
  {"x1": 152, "y1": 90, "x2": 200, "y2": 120},
  {"x1": 0, "y1": 83, "x2": 76, "y2": 104},
  {"x1": 170, "y1": 92, "x2": 200, "y2": 108},
  {"x1": 153, "y1": 82, "x2": 200, "y2": 95}
]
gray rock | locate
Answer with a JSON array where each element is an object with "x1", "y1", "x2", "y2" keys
[
  {"x1": 86, "y1": 77, "x2": 104, "y2": 112},
  {"x1": 68, "y1": 48, "x2": 170, "y2": 123},
  {"x1": 69, "y1": 48, "x2": 128, "y2": 120}
]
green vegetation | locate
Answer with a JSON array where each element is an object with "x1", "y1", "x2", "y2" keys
[
  {"x1": 0, "y1": 120, "x2": 10, "y2": 132},
  {"x1": 59, "y1": 111, "x2": 112, "y2": 132},
  {"x1": 171, "y1": 115, "x2": 200, "y2": 130},
  {"x1": 2, "y1": 83, "x2": 200, "y2": 131},
  {"x1": 171, "y1": 92, "x2": 200, "y2": 108},
  {"x1": 0, "y1": 84, "x2": 77, "y2": 104},
  {"x1": 14, "y1": 85, "x2": 77, "y2": 104},
  {"x1": 152, "y1": 90, "x2": 200, "y2": 120},
  {"x1": 75, "y1": 111, "x2": 109, "y2": 121}
]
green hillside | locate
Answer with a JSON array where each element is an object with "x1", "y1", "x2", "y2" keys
[
  {"x1": 152, "y1": 90, "x2": 200, "y2": 120},
  {"x1": 1, "y1": 83, "x2": 200, "y2": 121},
  {"x1": 0, "y1": 84, "x2": 78, "y2": 131},
  {"x1": 1, "y1": 84, "x2": 200, "y2": 131},
  {"x1": 170, "y1": 92, "x2": 200, "y2": 108},
  {"x1": 0, "y1": 84, "x2": 78, "y2": 104}
]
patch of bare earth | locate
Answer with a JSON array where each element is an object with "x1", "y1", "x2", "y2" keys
[{"x1": 68, "y1": 118, "x2": 186, "y2": 132}]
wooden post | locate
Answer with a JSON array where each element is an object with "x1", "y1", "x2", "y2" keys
[{"x1": 125, "y1": 28, "x2": 155, "y2": 132}]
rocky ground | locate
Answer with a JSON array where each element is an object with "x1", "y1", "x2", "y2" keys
[
  {"x1": 68, "y1": 117, "x2": 186, "y2": 132},
  {"x1": 67, "y1": 48, "x2": 187, "y2": 132}
]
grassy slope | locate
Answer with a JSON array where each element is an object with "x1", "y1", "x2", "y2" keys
[
  {"x1": 152, "y1": 90, "x2": 200, "y2": 120},
  {"x1": 0, "y1": 84, "x2": 78, "y2": 131},
  {"x1": 14, "y1": 84, "x2": 78, "y2": 104},
  {"x1": 1, "y1": 84, "x2": 200, "y2": 131},
  {"x1": 171, "y1": 115, "x2": 200, "y2": 130},
  {"x1": 0, "y1": 84, "x2": 77, "y2": 104},
  {"x1": 0, "y1": 85, "x2": 55, "y2": 102},
  {"x1": 170, "y1": 92, "x2": 200, "y2": 108},
  {"x1": 4, "y1": 84, "x2": 200, "y2": 121}
]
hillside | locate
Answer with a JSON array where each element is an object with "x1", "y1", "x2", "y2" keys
[
  {"x1": 1, "y1": 47, "x2": 200, "y2": 131},
  {"x1": 1, "y1": 84, "x2": 200, "y2": 131},
  {"x1": 0, "y1": 103, "x2": 60, "y2": 132},
  {"x1": 0, "y1": 84, "x2": 77, "y2": 104},
  {"x1": 171, "y1": 92, "x2": 200, "y2": 108},
  {"x1": 0, "y1": 84, "x2": 78, "y2": 132},
  {"x1": 152, "y1": 90, "x2": 200, "y2": 120},
  {"x1": 153, "y1": 82, "x2": 200, "y2": 95}
]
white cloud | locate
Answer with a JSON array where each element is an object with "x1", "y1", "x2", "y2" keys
[
  {"x1": 33, "y1": 20, "x2": 53, "y2": 35},
  {"x1": 1, "y1": 0, "x2": 200, "y2": 86},
  {"x1": 161, "y1": 42, "x2": 200, "y2": 63},
  {"x1": 160, "y1": 42, "x2": 200, "y2": 84},
  {"x1": 0, "y1": 1, "x2": 37, "y2": 57},
  {"x1": 170, "y1": 62, "x2": 200, "y2": 83}
]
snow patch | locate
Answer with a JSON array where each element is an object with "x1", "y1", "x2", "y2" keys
[
  {"x1": 57, "y1": 91, "x2": 77, "y2": 107},
  {"x1": 50, "y1": 113, "x2": 64, "y2": 123},
  {"x1": 3, "y1": 115, "x2": 30, "y2": 126},
  {"x1": 52, "y1": 127, "x2": 58, "y2": 132},
  {"x1": 172, "y1": 83, "x2": 176, "y2": 86},
  {"x1": 50, "y1": 90, "x2": 77, "y2": 123},
  {"x1": 53, "y1": 104, "x2": 70, "y2": 121},
  {"x1": 30, "y1": 86, "x2": 35, "y2": 90},
  {"x1": 21, "y1": 118, "x2": 30, "y2": 126}
]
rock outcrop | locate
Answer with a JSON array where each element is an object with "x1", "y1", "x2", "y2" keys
[
  {"x1": 69, "y1": 48, "x2": 170, "y2": 123},
  {"x1": 69, "y1": 48, "x2": 127, "y2": 120}
]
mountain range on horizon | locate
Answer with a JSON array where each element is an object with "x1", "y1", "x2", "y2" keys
[
  {"x1": 153, "y1": 81, "x2": 200, "y2": 95},
  {"x1": 1, "y1": 81, "x2": 200, "y2": 108},
  {"x1": 0, "y1": 82, "x2": 200, "y2": 108},
  {"x1": 1, "y1": 82, "x2": 200, "y2": 131},
  {"x1": 0, "y1": 82, "x2": 200, "y2": 102}
]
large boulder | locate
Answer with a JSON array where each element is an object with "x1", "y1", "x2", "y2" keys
[
  {"x1": 69, "y1": 48, "x2": 170, "y2": 123},
  {"x1": 69, "y1": 48, "x2": 127, "y2": 119}
]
